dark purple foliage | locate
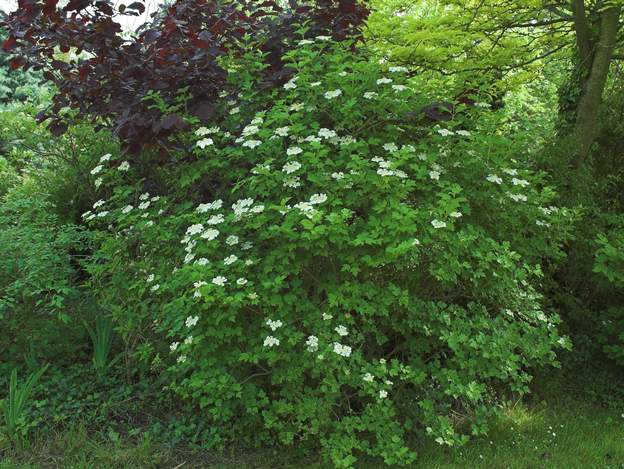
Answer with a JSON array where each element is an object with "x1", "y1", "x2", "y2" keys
[{"x1": 1, "y1": 0, "x2": 368, "y2": 153}]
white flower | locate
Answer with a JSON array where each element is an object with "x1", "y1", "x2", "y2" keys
[
  {"x1": 316, "y1": 35, "x2": 331, "y2": 41},
  {"x1": 229, "y1": 107, "x2": 240, "y2": 115},
  {"x1": 250, "y1": 205, "x2": 264, "y2": 214},
  {"x1": 118, "y1": 161, "x2": 130, "y2": 171},
  {"x1": 242, "y1": 140, "x2": 261, "y2": 149},
  {"x1": 331, "y1": 172, "x2": 345, "y2": 180},
  {"x1": 332, "y1": 343, "x2": 352, "y2": 357},
  {"x1": 283, "y1": 80, "x2": 297, "y2": 90},
  {"x1": 429, "y1": 170, "x2": 441, "y2": 181},
  {"x1": 363, "y1": 372, "x2": 374, "y2": 382},
  {"x1": 99, "y1": 153, "x2": 111, "y2": 163},
  {"x1": 242, "y1": 124, "x2": 260, "y2": 137},
  {"x1": 287, "y1": 146, "x2": 303, "y2": 156},
  {"x1": 266, "y1": 319, "x2": 283, "y2": 331},
  {"x1": 177, "y1": 355, "x2": 187, "y2": 364},
  {"x1": 486, "y1": 174, "x2": 503, "y2": 184},
  {"x1": 282, "y1": 161, "x2": 302, "y2": 174},
  {"x1": 94, "y1": 178, "x2": 103, "y2": 188},
  {"x1": 512, "y1": 178, "x2": 530, "y2": 187},
  {"x1": 150, "y1": 284, "x2": 160, "y2": 292},
  {"x1": 450, "y1": 211, "x2": 463, "y2": 218},
  {"x1": 196, "y1": 257, "x2": 210, "y2": 266},
  {"x1": 212, "y1": 276, "x2": 227, "y2": 286},
  {"x1": 318, "y1": 128, "x2": 337, "y2": 139},
  {"x1": 236, "y1": 277, "x2": 248, "y2": 286},
  {"x1": 298, "y1": 39, "x2": 314, "y2": 46},
  {"x1": 437, "y1": 128, "x2": 454, "y2": 137},
  {"x1": 431, "y1": 219, "x2": 447, "y2": 229},
  {"x1": 508, "y1": 193, "x2": 528, "y2": 202},
  {"x1": 383, "y1": 142, "x2": 399, "y2": 153},
  {"x1": 503, "y1": 168, "x2": 518, "y2": 176},
  {"x1": 207, "y1": 214, "x2": 225, "y2": 225},
  {"x1": 186, "y1": 224, "x2": 204, "y2": 236},
  {"x1": 201, "y1": 228, "x2": 219, "y2": 240},
  {"x1": 456, "y1": 130, "x2": 471, "y2": 136},
  {"x1": 324, "y1": 89, "x2": 342, "y2": 100},
  {"x1": 185, "y1": 315, "x2": 199, "y2": 328},
  {"x1": 290, "y1": 102, "x2": 304, "y2": 111},
  {"x1": 389, "y1": 66, "x2": 408, "y2": 73},
  {"x1": 392, "y1": 84, "x2": 407, "y2": 92},
  {"x1": 304, "y1": 135, "x2": 321, "y2": 143},
  {"x1": 197, "y1": 200, "x2": 223, "y2": 213},
  {"x1": 283, "y1": 176, "x2": 301, "y2": 188},
  {"x1": 232, "y1": 198, "x2": 254, "y2": 217},
  {"x1": 379, "y1": 390, "x2": 388, "y2": 399},
  {"x1": 274, "y1": 126, "x2": 290, "y2": 137},
  {"x1": 263, "y1": 336, "x2": 280, "y2": 347},
  {"x1": 90, "y1": 164, "x2": 103, "y2": 175},
  {"x1": 294, "y1": 201, "x2": 314, "y2": 213},
  {"x1": 93, "y1": 199, "x2": 105, "y2": 209},
  {"x1": 241, "y1": 241, "x2": 253, "y2": 250},
  {"x1": 248, "y1": 292, "x2": 258, "y2": 300},
  {"x1": 363, "y1": 91, "x2": 378, "y2": 99},
  {"x1": 377, "y1": 168, "x2": 394, "y2": 177},
  {"x1": 184, "y1": 336, "x2": 193, "y2": 345},
  {"x1": 170, "y1": 342, "x2": 179, "y2": 352},
  {"x1": 224, "y1": 255, "x2": 238, "y2": 265},
  {"x1": 310, "y1": 81, "x2": 322, "y2": 87},
  {"x1": 196, "y1": 138, "x2": 214, "y2": 149},
  {"x1": 184, "y1": 253, "x2": 196, "y2": 264},
  {"x1": 306, "y1": 335, "x2": 319, "y2": 352},
  {"x1": 147, "y1": 274, "x2": 155, "y2": 283},
  {"x1": 309, "y1": 193, "x2": 328, "y2": 205},
  {"x1": 138, "y1": 201, "x2": 150, "y2": 210},
  {"x1": 376, "y1": 77, "x2": 392, "y2": 85},
  {"x1": 335, "y1": 325, "x2": 348, "y2": 336},
  {"x1": 122, "y1": 205, "x2": 133, "y2": 214},
  {"x1": 97, "y1": 211, "x2": 108, "y2": 217},
  {"x1": 226, "y1": 235, "x2": 239, "y2": 246},
  {"x1": 139, "y1": 192, "x2": 150, "y2": 201},
  {"x1": 322, "y1": 313, "x2": 333, "y2": 321}
]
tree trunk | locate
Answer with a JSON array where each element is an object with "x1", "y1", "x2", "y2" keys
[{"x1": 572, "y1": 5, "x2": 621, "y2": 167}]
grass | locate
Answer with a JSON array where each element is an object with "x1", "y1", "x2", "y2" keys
[{"x1": 0, "y1": 399, "x2": 622, "y2": 468}]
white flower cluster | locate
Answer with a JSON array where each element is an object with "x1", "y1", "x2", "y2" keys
[
  {"x1": 372, "y1": 155, "x2": 407, "y2": 179},
  {"x1": 266, "y1": 319, "x2": 283, "y2": 331},
  {"x1": 197, "y1": 199, "x2": 223, "y2": 213},
  {"x1": 306, "y1": 335, "x2": 319, "y2": 352},
  {"x1": 333, "y1": 342, "x2": 352, "y2": 357},
  {"x1": 263, "y1": 336, "x2": 280, "y2": 347}
]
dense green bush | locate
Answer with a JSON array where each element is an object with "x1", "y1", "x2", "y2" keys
[
  {"x1": 0, "y1": 181, "x2": 88, "y2": 361},
  {"x1": 80, "y1": 38, "x2": 574, "y2": 466},
  {"x1": 593, "y1": 229, "x2": 624, "y2": 365}
]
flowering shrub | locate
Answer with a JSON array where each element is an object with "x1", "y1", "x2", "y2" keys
[{"x1": 83, "y1": 38, "x2": 572, "y2": 466}]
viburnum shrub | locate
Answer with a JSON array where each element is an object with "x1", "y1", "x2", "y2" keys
[{"x1": 82, "y1": 37, "x2": 573, "y2": 466}]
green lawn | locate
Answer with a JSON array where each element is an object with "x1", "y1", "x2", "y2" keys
[{"x1": 1, "y1": 400, "x2": 622, "y2": 468}]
